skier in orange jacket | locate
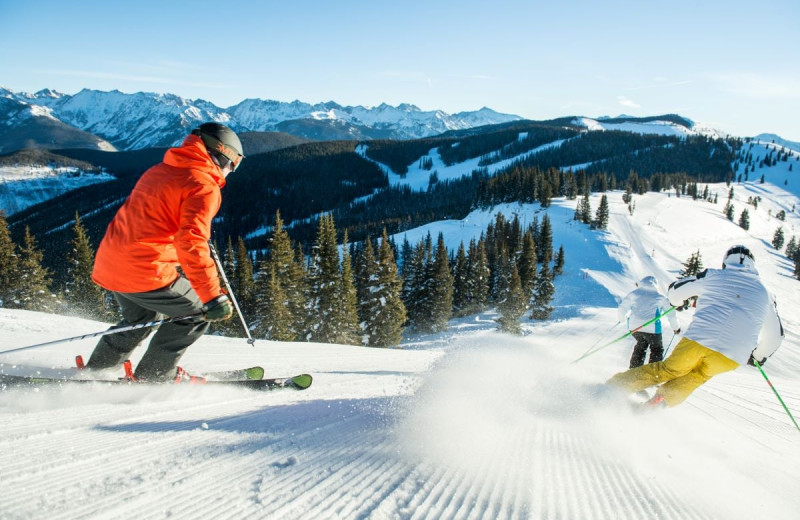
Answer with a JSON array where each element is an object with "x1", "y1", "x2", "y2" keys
[{"x1": 87, "y1": 123, "x2": 244, "y2": 381}]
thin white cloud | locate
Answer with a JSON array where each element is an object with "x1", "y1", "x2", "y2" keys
[
  {"x1": 445, "y1": 73, "x2": 493, "y2": 81},
  {"x1": 617, "y1": 96, "x2": 641, "y2": 109}
]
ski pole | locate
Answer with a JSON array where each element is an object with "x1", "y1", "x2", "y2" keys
[
  {"x1": 582, "y1": 320, "x2": 621, "y2": 355},
  {"x1": 208, "y1": 241, "x2": 255, "y2": 345},
  {"x1": 752, "y1": 358, "x2": 800, "y2": 433},
  {"x1": 662, "y1": 331, "x2": 678, "y2": 358},
  {"x1": 571, "y1": 306, "x2": 677, "y2": 364},
  {"x1": 0, "y1": 314, "x2": 202, "y2": 356}
]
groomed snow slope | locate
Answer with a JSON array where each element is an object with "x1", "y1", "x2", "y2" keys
[{"x1": 1, "y1": 180, "x2": 799, "y2": 520}]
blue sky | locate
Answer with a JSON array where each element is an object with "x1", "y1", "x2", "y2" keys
[{"x1": 1, "y1": 0, "x2": 798, "y2": 140}]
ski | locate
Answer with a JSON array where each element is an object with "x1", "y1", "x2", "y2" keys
[
  {"x1": 72, "y1": 356, "x2": 265, "y2": 382},
  {"x1": 204, "y1": 366, "x2": 265, "y2": 381},
  {"x1": 0, "y1": 372, "x2": 312, "y2": 391}
]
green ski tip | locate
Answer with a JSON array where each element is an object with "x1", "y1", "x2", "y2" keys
[
  {"x1": 245, "y1": 367, "x2": 265, "y2": 380},
  {"x1": 290, "y1": 374, "x2": 313, "y2": 389}
]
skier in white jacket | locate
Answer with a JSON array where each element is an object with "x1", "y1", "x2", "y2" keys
[
  {"x1": 617, "y1": 276, "x2": 681, "y2": 368},
  {"x1": 607, "y1": 245, "x2": 784, "y2": 408}
]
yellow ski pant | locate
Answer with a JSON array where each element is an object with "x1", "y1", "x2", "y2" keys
[{"x1": 606, "y1": 338, "x2": 740, "y2": 407}]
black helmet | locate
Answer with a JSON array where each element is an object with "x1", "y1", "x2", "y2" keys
[
  {"x1": 192, "y1": 122, "x2": 244, "y2": 171},
  {"x1": 722, "y1": 244, "x2": 755, "y2": 269}
]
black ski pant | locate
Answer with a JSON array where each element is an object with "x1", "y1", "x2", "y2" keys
[
  {"x1": 86, "y1": 277, "x2": 209, "y2": 381},
  {"x1": 629, "y1": 331, "x2": 664, "y2": 368}
]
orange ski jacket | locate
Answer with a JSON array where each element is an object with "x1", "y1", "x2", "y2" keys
[{"x1": 92, "y1": 135, "x2": 226, "y2": 303}]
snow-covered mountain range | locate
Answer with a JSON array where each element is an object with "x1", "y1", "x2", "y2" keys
[{"x1": 0, "y1": 87, "x2": 523, "y2": 151}]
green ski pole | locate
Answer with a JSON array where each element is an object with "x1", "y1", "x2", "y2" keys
[
  {"x1": 752, "y1": 358, "x2": 800, "y2": 433},
  {"x1": 571, "y1": 306, "x2": 676, "y2": 364}
]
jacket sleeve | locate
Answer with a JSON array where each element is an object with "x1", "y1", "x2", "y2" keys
[
  {"x1": 663, "y1": 296, "x2": 680, "y2": 330},
  {"x1": 668, "y1": 271, "x2": 707, "y2": 306},
  {"x1": 175, "y1": 183, "x2": 223, "y2": 303},
  {"x1": 618, "y1": 292, "x2": 633, "y2": 325},
  {"x1": 752, "y1": 294, "x2": 785, "y2": 362}
]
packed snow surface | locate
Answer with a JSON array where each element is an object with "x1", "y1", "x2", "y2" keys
[{"x1": 2, "y1": 179, "x2": 800, "y2": 519}]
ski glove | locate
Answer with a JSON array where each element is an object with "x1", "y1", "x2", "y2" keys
[
  {"x1": 203, "y1": 295, "x2": 234, "y2": 322},
  {"x1": 747, "y1": 353, "x2": 767, "y2": 367}
]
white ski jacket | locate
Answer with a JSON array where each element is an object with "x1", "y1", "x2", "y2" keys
[
  {"x1": 618, "y1": 276, "x2": 680, "y2": 334},
  {"x1": 667, "y1": 264, "x2": 784, "y2": 365}
]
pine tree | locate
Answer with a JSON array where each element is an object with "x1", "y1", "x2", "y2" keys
[
  {"x1": 794, "y1": 249, "x2": 800, "y2": 281},
  {"x1": 252, "y1": 211, "x2": 305, "y2": 340},
  {"x1": 335, "y1": 230, "x2": 360, "y2": 345},
  {"x1": 65, "y1": 213, "x2": 106, "y2": 319},
  {"x1": 465, "y1": 238, "x2": 490, "y2": 314},
  {"x1": 517, "y1": 231, "x2": 537, "y2": 294},
  {"x1": 724, "y1": 201, "x2": 735, "y2": 221},
  {"x1": 530, "y1": 261, "x2": 554, "y2": 320},
  {"x1": 679, "y1": 250, "x2": 704, "y2": 277},
  {"x1": 357, "y1": 236, "x2": 379, "y2": 327},
  {"x1": 739, "y1": 208, "x2": 750, "y2": 230},
  {"x1": 772, "y1": 226, "x2": 785, "y2": 250},
  {"x1": 425, "y1": 234, "x2": 454, "y2": 333},
  {"x1": 362, "y1": 229, "x2": 407, "y2": 346},
  {"x1": 403, "y1": 237, "x2": 431, "y2": 330},
  {"x1": 452, "y1": 242, "x2": 470, "y2": 317},
  {"x1": 222, "y1": 236, "x2": 236, "y2": 287},
  {"x1": 234, "y1": 237, "x2": 255, "y2": 317},
  {"x1": 0, "y1": 213, "x2": 20, "y2": 308},
  {"x1": 305, "y1": 214, "x2": 343, "y2": 343},
  {"x1": 593, "y1": 194, "x2": 609, "y2": 229},
  {"x1": 16, "y1": 226, "x2": 54, "y2": 312},
  {"x1": 399, "y1": 238, "x2": 413, "y2": 277},
  {"x1": 496, "y1": 249, "x2": 527, "y2": 334},
  {"x1": 538, "y1": 215, "x2": 553, "y2": 265},
  {"x1": 213, "y1": 237, "x2": 240, "y2": 336},
  {"x1": 553, "y1": 245, "x2": 565, "y2": 276},
  {"x1": 257, "y1": 266, "x2": 294, "y2": 341},
  {"x1": 786, "y1": 236, "x2": 798, "y2": 260},
  {"x1": 622, "y1": 186, "x2": 632, "y2": 204},
  {"x1": 578, "y1": 194, "x2": 592, "y2": 224},
  {"x1": 214, "y1": 236, "x2": 256, "y2": 337}
]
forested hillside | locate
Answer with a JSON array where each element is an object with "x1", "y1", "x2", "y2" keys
[{"x1": 3, "y1": 119, "x2": 763, "y2": 346}]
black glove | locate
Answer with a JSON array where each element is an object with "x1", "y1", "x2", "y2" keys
[
  {"x1": 203, "y1": 295, "x2": 234, "y2": 322},
  {"x1": 674, "y1": 328, "x2": 681, "y2": 335},
  {"x1": 747, "y1": 354, "x2": 767, "y2": 367},
  {"x1": 675, "y1": 300, "x2": 691, "y2": 311}
]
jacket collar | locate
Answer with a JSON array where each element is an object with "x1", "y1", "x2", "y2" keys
[{"x1": 162, "y1": 135, "x2": 226, "y2": 187}]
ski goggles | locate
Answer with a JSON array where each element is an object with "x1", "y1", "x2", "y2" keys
[
  {"x1": 725, "y1": 245, "x2": 754, "y2": 261},
  {"x1": 211, "y1": 150, "x2": 242, "y2": 172}
]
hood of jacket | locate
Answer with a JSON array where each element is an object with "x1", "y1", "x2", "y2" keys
[{"x1": 163, "y1": 134, "x2": 226, "y2": 189}]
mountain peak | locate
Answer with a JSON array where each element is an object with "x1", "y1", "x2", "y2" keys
[{"x1": 2, "y1": 88, "x2": 520, "y2": 149}]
